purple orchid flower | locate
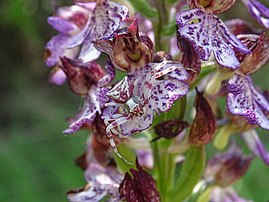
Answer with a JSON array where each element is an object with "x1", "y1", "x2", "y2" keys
[
  {"x1": 93, "y1": 19, "x2": 154, "y2": 72},
  {"x1": 210, "y1": 187, "x2": 251, "y2": 202},
  {"x1": 45, "y1": 5, "x2": 91, "y2": 67},
  {"x1": 104, "y1": 61, "x2": 189, "y2": 137},
  {"x1": 67, "y1": 163, "x2": 123, "y2": 202},
  {"x1": 45, "y1": 0, "x2": 128, "y2": 67},
  {"x1": 227, "y1": 34, "x2": 269, "y2": 130},
  {"x1": 242, "y1": 0, "x2": 269, "y2": 29},
  {"x1": 204, "y1": 145, "x2": 252, "y2": 202},
  {"x1": 68, "y1": 0, "x2": 129, "y2": 63},
  {"x1": 176, "y1": 9, "x2": 250, "y2": 69},
  {"x1": 68, "y1": 158, "x2": 160, "y2": 202},
  {"x1": 63, "y1": 61, "x2": 115, "y2": 134},
  {"x1": 226, "y1": 33, "x2": 269, "y2": 165},
  {"x1": 227, "y1": 73, "x2": 269, "y2": 130}
]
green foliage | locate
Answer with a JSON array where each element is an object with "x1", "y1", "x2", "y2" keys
[
  {"x1": 114, "y1": 144, "x2": 136, "y2": 173},
  {"x1": 127, "y1": 0, "x2": 157, "y2": 18},
  {"x1": 170, "y1": 146, "x2": 206, "y2": 201}
]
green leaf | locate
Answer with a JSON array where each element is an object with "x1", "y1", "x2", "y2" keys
[
  {"x1": 127, "y1": 0, "x2": 157, "y2": 18},
  {"x1": 114, "y1": 143, "x2": 136, "y2": 173},
  {"x1": 170, "y1": 146, "x2": 206, "y2": 201},
  {"x1": 162, "y1": 23, "x2": 176, "y2": 36},
  {"x1": 166, "y1": 0, "x2": 180, "y2": 4}
]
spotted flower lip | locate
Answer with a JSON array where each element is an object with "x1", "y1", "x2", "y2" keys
[
  {"x1": 176, "y1": 8, "x2": 250, "y2": 69},
  {"x1": 188, "y1": 0, "x2": 236, "y2": 14},
  {"x1": 227, "y1": 74, "x2": 269, "y2": 130},
  {"x1": 68, "y1": 0, "x2": 129, "y2": 63},
  {"x1": 104, "y1": 61, "x2": 189, "y2": 137},
  {"x1": 227, "y1": 34, "x2": 269, "y2": 130},
  {"x1": 242, "y1": 0, "x2": 269, "y2": 29}
]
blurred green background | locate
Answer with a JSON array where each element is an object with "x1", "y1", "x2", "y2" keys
[{"x1": 0, "y1": 0, "x2": 269, "y2": 201}]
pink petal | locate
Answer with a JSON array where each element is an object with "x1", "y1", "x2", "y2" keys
[
  {"x1": 44, "y1": 34, "x2": 69, "y2": 67},
  {"x1": 48, "y1": 16, "x2": 76, "y2": 33},
  {"x1": 48, "y1": 67, "x2": 66, "y2": 85}
]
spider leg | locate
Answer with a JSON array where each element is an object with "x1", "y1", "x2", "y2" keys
[
  {"x1": 106, "y1": 116, "x2": 128, "y2": 137},
  {"x1": 155, "y1": 65, "x2": 177, "y2": 78},
  {"x1": 107, "y1": 132, "x2": 133, "y2": 165}
]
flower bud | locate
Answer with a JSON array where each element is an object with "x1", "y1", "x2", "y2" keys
[
  {"x1": 188, "y1": 90, "x2": 216, "y2": 146},
  {"x1": 154, "y1": 119, "x2": 189, "y2": 140},
  {"x1": 205, "y1": 146, "x2": 253, "y2": 187},
  {"x1": 94, "y1": 19, "x2": 154, "y2": 72},
  {"x1": 119, "y1": 159, "x2": 160, "y2": 202},
  {"x1": 60, "y1": 57, "x2": 105, "y2": 96},
  {"x1": 188, "y1": 0, "x2": 236, "y2": 14},
  {"x1": 48, "y1": 66, "x2": 67, "y2": 85},
  {"x1": 225, "y1": 18, "x2": 263, "y2": 36}
]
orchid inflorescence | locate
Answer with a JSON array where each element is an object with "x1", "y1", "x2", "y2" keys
[{"x1": 44, "y1": 0, "x2": 269, "y2": 201}]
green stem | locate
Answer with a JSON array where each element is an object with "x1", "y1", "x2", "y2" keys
[
  {"x1": 151, "y1": 135, "x2": 162, "y2": 194},
  {"x1": 153, "y1": 0, "x2": 169, "y2": 51},
  {"x1": 158, "y1": 140, "x2": 167, "y2": 201},
  {"x1": 167, "y1": 154, "x2": 176, "y2": 192}
]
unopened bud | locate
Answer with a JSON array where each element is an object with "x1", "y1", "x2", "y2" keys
[
  {"x1": 205, "y1": 146, "x2": 252, "y2": 187},
  {"x1": 189, "y1": 90, "x2": 216, "y2": 146}
]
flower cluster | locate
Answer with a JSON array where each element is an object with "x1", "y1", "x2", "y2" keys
[{"x1": 44, "y1": 0, "x2": 269, "y2": 201}]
